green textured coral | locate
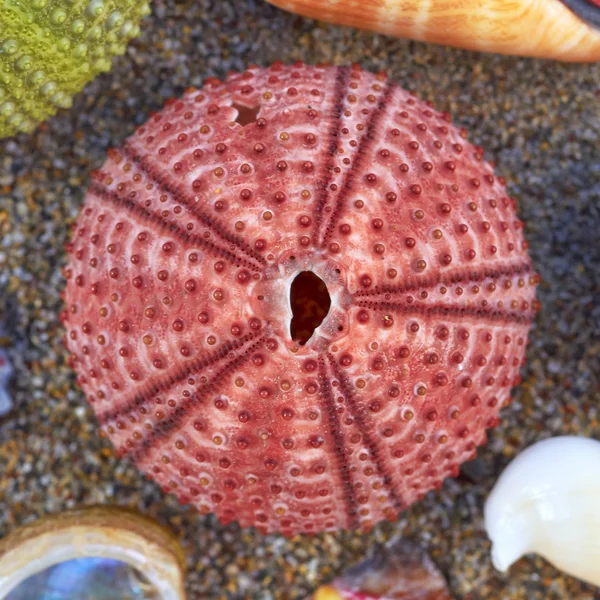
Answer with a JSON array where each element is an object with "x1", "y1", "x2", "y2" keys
[{"x1": 0, "y1": 0, "x2": 151, "y2": 137}]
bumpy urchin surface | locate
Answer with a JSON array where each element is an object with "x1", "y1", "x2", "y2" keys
[
  {"x1": 0, "y1": 0, "x2": 150, "y2": 137},
  {"x1": 62, "y1": 63, "x2": 539, "y2": 535}
]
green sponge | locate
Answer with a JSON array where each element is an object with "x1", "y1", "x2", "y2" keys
[{"x1": 0, "y1": 0, "x2": 151, "y2": 137}]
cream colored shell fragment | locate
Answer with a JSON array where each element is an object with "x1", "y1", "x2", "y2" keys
[
  {"x1": 485, "y1": 436, "x2": 600, "y2": 587},
  {"x1": 265, "y1": 0, "x2": 600, "y2": 62},
  {"x1": 0, "y1": 505, "x2": 186, "y2": 600}
]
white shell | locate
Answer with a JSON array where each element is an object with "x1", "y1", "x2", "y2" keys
[{"x1": 484, "y1": 436, "x2": 600, "y2": 587}]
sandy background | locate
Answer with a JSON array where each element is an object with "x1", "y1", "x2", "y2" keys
[{"x1": 1, "y1": 0, "x2": 599, "y2": 598}]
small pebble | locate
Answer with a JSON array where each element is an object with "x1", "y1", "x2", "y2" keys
[{"x1": 0, "y1": 350, "x2": 12, "y2": 416}]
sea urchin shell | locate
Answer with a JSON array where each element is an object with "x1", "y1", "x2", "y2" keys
[
  {"x1": 0, "y1": 0, "x2": 151, "y2": 137},
  {"x1": 62, "y1": 63, "x2": 539, "y2": 535}
]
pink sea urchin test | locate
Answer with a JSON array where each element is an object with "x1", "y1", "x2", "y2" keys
[{"x1": 62, "y1": 63, "x2": 539, "y2": 535}]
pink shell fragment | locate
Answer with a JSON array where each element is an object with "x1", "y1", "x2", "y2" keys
[{"x1": 315, "y1": 538, "x2": 453, "y2": 600}]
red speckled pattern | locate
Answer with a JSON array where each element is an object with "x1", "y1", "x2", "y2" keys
[{"x1": 61, "y1": 63, "x2": 539, "y2": 535}]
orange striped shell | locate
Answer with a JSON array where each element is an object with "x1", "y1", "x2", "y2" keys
[{"x1": 265, "y1": 0, "x2": 600, "y2": 62}]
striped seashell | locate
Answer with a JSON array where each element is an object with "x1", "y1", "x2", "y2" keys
[{"x1": 264, "y1": 0, "x2": 600, "y2": 62}]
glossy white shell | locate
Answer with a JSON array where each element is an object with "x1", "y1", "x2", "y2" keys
[{"x1": 485, "y1": 436, "x2": 600, "y2": 587}]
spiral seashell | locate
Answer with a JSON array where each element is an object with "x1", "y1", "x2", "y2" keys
[
  {"x1": 264, "y1": 0, "x2": 600, "y2": 62},
  {"x1": 485, "y1": 436, "x2": 600, "y2": 587},
  {"x1": 0, "y1": 0, "x2": 151, "y2": 138}
]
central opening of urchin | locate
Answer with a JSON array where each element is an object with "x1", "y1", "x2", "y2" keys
[{"x1": 290, "y1": 271, "x2": 331, "y2": 345}]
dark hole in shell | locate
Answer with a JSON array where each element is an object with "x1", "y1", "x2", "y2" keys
[
  {"x1": 290, "y1": 271, "x2": 331, "y2": 345},
  {"x1": 232, "y1": 103, "x2": 260, "y2": 126}
]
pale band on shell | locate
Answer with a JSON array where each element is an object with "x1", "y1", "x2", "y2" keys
[
  {"x1": 485, "y1": 436, "x2": 600, "y2": 587},
  {"x1": 265, "y1": 0, "x2": 600, "y2": 62}
]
